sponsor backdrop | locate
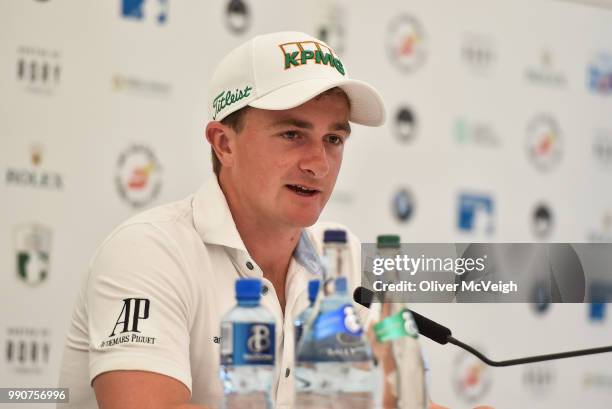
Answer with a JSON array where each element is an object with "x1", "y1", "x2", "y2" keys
[{"x1": 1, "y1": 0, "x2": 611, "y2": 407}]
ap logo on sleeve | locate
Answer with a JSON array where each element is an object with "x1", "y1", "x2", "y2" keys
[{"x1": 99, "y1": 298, "x2": 157, "y2": 348}]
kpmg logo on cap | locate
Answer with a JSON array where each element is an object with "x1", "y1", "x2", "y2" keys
[
  {"x1": 525, "y1": 114, "x2": 562, "y2": 172},
  {"x1": 386, "y1": 14, "x2": 427, "y2": 73},
  {"x1": 279, "y1": 41, "x2": 345, "y2": 75}
]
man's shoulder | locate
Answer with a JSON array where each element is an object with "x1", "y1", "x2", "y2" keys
[
  {"x1": 121, "y1": 195, "x2": 195, "y2": 227},
  {"x1": 93, "y1": 195, "x2": 199, "y2": 262}
]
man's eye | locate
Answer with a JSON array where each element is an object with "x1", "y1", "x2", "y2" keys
[
  {"x1": 281, "y1": 131, "x2": 299, "y2": 140},
  {"x1": 326, "y1": 135, "x2": 344, "y2": 145}
]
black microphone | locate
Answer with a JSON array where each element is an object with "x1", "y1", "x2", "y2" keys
[
  {"x1": 353, "y1": 286, "x2": 452, "y2": 345},
  {"x1": 353, "y1": 286, "x2": 612, "y2": 367}
]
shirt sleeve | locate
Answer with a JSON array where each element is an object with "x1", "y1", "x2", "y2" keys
[{"x1": 86, "y1": 222, "x2": 194, "y2": 392}]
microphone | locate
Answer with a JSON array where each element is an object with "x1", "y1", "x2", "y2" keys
[
  {"x1": 353, "y1": 286, "x2": 612, "y2": 367},
  {"x1": 354, "y1": 286, "x2": 452, "y2": 345}
]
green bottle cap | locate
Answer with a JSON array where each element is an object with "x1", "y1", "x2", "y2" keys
[{"x1": 376, "y1": 234, "x2": 401, "y2": 248}]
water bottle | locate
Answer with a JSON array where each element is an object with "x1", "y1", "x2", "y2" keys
[
  {"x1": 368, "y1": 235, "x2": 427, "y2": 409},
  {"x1": 295, "y1": 229, "x2": 378, "y2": 409},
  {"x1": 220, "y1": 278, "x2": 276, "y2": 409},
  {"x1": 294, "y1": 279, "x2": 321, "y2": 347}
]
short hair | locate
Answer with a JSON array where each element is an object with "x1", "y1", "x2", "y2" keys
[{"x1": 211, "y1": 87, "x2": 350, "y2": 176}]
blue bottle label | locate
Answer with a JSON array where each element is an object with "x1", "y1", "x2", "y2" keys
[
  {"x1": 296, "y1": 304, "x2": 370, "y2": 362},
  {"x1": 221, "y1": 322, "x2": 275, "y2": 366},
  {"x1": 314, "y1": 304, "x2": 363, "y2": 341}
]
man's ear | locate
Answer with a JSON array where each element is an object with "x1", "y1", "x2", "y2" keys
[{"x1": 206, "y1": 121, "x2": 235, "y2": 168}]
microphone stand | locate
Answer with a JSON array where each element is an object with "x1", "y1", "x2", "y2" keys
[{"x1": 447, "y1": 336, "x2": 612, "y2": 367}]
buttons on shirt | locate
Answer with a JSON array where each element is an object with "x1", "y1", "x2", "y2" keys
[
  {"x1": 262, "y1": 285, "x2": 269, "y2": 295},
  {"x1": 246, "y1": 261, "x2": 254, "y2": 270},
  {"x1": 285, "y1": 367, "x2": 291, "y2": 378}
]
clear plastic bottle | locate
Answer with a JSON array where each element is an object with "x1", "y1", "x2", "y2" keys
[
  {"x1": 368, "y1": 235, "x2": 428, "y2": 409},
  {"x1": 295, "y1": 229, "x2": 378, "y2": 409},
  {"x1": 294, "y1": 279, "x2": 321, "y2": 348},
  {"x1": 220, "y1": 278, "x2": 276, "y2": 409}
]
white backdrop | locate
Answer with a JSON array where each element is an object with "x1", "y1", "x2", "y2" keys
[{"x1": 1, "y1": 0, "x2": 611, "y2": 408}]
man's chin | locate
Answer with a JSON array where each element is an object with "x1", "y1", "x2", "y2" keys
[{"x1": 282, "y1": 210, "x2": 322, "y2": 228}]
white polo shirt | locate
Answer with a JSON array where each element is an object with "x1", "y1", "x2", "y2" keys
[{"x1": 57, "y1": 177, "x2": 364, "y2": 409}]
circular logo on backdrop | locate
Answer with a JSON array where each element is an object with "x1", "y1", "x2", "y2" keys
[
  {"x1": 394, "y1": 106, "x2": 418, "y2": 142},
  {"x1": 317, "y1": 25, "x2": 345, "y2": 56},
  {"x1": 386, "y1": 14, "x2": 427, "y2": 72},
  {"x1": 532, "y1": 203, "x2": 554, "y2": 239},
  {"x1": 316, "y1": 3, "x2": 346, "y2": 55},
  {"x1": 225, "y1": 0, "x2": 250, "y2": 34},
  {"x1": 392, "y1": 189, "x2": 415, "y2": 222},
  {"x1": 452, "y1": 348, "x2": 492, "y2": 403},
  {"x1": 525, "y1": 114, "x2": 563, "y2": 171},
  {"x1": 115, "y1": 145, "x2": 162, "y2": 208}
]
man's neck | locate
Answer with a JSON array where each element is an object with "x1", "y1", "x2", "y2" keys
[{"x1": 218, "y1": 175, "x2": 300, "y2": 313}]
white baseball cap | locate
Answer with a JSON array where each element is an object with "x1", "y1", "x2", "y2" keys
[{"x1": 208, "y1": 31, "x2": 386, "y2": 126}]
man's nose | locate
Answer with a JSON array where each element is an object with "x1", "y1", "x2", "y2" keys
[{"x1": 298, "y1": 141, "x2": 330, "y2": 178}]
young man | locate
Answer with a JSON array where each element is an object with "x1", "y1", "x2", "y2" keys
[{"x1": 58, "y1": 31, "x2": 427, "y2": 409}]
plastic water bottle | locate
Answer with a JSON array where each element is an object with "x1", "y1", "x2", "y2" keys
[
  {"x1": 295, "y1": 229, "x2": 378, "y2": 409},
  {"x1": 220, "y1": 278, "x2": 276, "y2": 409},
  {"x1": 294, "y1": 279, "x2": 321, "y2": 347},
  {"x1": 368, "y1": 235, "x2": 427, "y2": 409}
]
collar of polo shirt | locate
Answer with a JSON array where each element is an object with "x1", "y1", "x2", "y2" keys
[{"x1": 192, "y1": 177, "x2": 324, "y2": 276}]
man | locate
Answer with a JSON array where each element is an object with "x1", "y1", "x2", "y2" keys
[{"x1": 58, "y1": 31, "x2": 391, "y2": 409}]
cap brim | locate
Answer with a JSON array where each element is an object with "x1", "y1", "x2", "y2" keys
[{"x1": 248, "y1": 78, "x2": 386, "y2": 127}]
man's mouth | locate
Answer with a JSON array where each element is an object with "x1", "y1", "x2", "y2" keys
[{"x1": 286, "y1": 184, "x2": 320, "y2": 197}]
